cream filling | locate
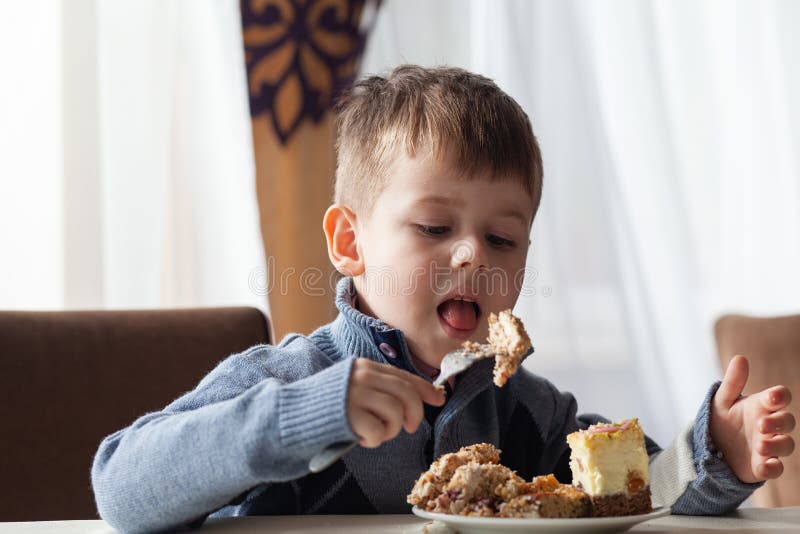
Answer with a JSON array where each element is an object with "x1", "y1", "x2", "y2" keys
[{"x1": 569, "y1": 440, "x2": 649, "y2": 496}]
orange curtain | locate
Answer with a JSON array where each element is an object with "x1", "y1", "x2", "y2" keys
[{"x1": 241, "y1": 0, "x2": 377, "y2": 339}]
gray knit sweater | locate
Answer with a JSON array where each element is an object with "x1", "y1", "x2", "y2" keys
[{"x1": 91, "y1": 277, "x2": 759, "y2": 533}]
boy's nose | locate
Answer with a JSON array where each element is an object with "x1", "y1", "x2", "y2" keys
[{"x1": 449, "y1": 238, "x2": 487, "y2": 271}]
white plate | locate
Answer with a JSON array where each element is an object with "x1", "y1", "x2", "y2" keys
[{"x1": 412, "y1": 506, "x2": 670, "y2": 534}]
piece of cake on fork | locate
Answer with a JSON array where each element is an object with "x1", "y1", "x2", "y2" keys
[
  {"x1": 487, "y1": 310, "x2": 531, "y2": 386},
  {"x1": 566, "y1": 418, "x2": 652, "y2": 517},
  {"x1": 460, "y1": 309, "x2": 532, "y2": 387}
]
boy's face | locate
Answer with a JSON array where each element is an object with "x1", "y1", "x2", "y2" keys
[{"x1": 352, "y1": 150, "x2": 534, "y2": 368}]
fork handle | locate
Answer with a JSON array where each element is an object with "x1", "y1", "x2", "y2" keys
[{"x1": 309, "y1": 441, "x2": 356, "y2": 473}]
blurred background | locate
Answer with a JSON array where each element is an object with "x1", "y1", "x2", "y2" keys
[{"x1": 2, "y1": 0, "x2": 799, "y2": 451}]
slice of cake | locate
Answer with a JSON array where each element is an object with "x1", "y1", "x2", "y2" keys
[
  {"x1": 407, "y1": 443, "x2": 501, "y2": 511},
  {"x1": 566, "y1": 418, "x2": 652, "y2": 517}
]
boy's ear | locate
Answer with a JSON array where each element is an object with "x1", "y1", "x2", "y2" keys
[{"x1": 323, "y1": 204, "x2": 365, "y2": 276}]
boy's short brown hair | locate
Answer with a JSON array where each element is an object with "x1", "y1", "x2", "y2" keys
[{"x1": 334, "y1": 65, "x2": 543, "y2": 219}]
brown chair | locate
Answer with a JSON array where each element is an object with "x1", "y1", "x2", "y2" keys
[
  {"x1": 714, "y1": 314, "x2": 800, "y2": 507},
  {"x1": 0, "y1": 307, "x2": 270, "y2": 521}
]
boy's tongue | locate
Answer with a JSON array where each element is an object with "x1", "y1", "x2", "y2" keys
[{"x1": 438, "y1": 299, "x2": 477, "y2": 331}]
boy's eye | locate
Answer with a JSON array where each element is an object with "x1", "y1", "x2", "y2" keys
[
  {"x1": 417, "y1": 225, "x2": 451, "y2": 236},
  {"x1": 487, "y1": 234, "x2": 515, "y2": 248}
]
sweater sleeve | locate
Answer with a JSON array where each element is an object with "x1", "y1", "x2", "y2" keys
[{"x1": 91, "y1": 344, "x2": 357, "y2": 534}]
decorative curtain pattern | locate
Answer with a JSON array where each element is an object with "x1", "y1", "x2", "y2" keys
[{"x1": 241, "y1": 0, "x2": 377, "y2": 338}]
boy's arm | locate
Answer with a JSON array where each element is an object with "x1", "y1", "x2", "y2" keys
[
  {"x1": 91, "y1": 344, "x2": 357, "y2": 534},
  {"x1": 649, "y1": 381, "x2": 762, "y2": 515}
]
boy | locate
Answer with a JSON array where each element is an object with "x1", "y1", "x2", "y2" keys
[{"x1": 92, "y1": 66, "x2": 794, "y2": 533}]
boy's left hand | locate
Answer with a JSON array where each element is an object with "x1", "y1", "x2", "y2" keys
[{"x1": 710, "y1": 355, "x2": 795, "y2": 483}]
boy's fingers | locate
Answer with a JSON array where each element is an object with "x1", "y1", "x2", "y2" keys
[
  {"x1": 716, "y1": 355, "x2": 749, "y2": 410},
  {"x1": 359, "y1": 390, "x2": 404, "y2": 442},
  {"x1": 757, "y1": 434, "x2": 795, "y2": 458},
  {"x1": 370, "y1": 374, "x2": 425, "y2": 433},
  {"x1": 388, "y1": 368, "x2": 446, "y2": 406},
  {"x1": 754, "y1": 457, "x2": 784, "y2": 480},
  {"x1": 364, "y1": 391, "x2": 403, "y2": 441},
  {"x1": 414, "y1": 380, "x2": 446, "y2": 406},
  {"x1": 759, "y1": 385, "x2": 792, "y2": 411},
  {"x1": 369, "y1": 361, "x2": 446, "y2": 406},
  {"x1": 350, "y1": 409, "x2": 386, "y2": 448},
  {"x1": 760, "y1": 411, "x2": 796, "y2": 434}
]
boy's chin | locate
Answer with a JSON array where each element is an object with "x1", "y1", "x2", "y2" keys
[{"x1": 412, "y1": 340, "x2": 458, "y2": 368}]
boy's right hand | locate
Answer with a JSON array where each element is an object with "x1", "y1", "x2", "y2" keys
[{"x1": 347, "y1": 358, "x2": 446, "y2": 448}]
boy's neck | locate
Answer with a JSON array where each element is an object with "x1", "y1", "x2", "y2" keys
[{"x1": 352, "y1": 289, "x2": 454, "y2": 388}]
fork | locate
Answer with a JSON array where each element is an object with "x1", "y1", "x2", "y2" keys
[{"x1": 433, "y1": 344, "x2": 496, "y2": 388}]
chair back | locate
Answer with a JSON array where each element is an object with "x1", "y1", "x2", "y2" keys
[{"x1": 0, "y1": 307, "x2": 270, "y2": 520}]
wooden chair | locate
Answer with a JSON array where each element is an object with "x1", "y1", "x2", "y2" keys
[
  {"x1": 0, "y1": 307, "x2": 270, "y2": 521},
  {"x1": 714, "y1": 314, "x2": 800, "y2": 507}
]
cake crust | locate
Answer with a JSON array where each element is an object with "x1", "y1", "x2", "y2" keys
[{"x1": 589, "y1": 487, "x2": 652, "y2": 517}]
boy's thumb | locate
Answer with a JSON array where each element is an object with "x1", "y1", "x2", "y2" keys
[{"x1": 716, "y1": 355, "x2": 749, "y2": 410}]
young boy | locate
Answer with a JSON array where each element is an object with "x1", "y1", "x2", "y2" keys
[{"x1": 92, "y1": 65, "x2": 794, "y2": 533}]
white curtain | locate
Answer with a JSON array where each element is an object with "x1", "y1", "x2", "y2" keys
[
  {"x1": 361, "y1": 0, "x2": 800, "y2": 445},
  {"x1": 0, "y1": 0, "x2": 266, "y2": 312},
  {"x1": 0, "y1": 1, "x2": 63, "y2": 308}
]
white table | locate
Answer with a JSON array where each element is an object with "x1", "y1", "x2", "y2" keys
[{"x1": 3, "y1": 508, "x2": 799, "y2": 533}]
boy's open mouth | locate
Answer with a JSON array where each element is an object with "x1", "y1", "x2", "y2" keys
[{"x1": 437, "y1": 296, "x2": 481, "y2": 338}]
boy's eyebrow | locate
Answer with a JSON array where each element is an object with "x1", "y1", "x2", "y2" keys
[
  {"x1": 497, "y1": 209, "x2": 531, "y2": 227},
  {"x1": 413, "y1": 195, "x2": 464, "y2": 208}
]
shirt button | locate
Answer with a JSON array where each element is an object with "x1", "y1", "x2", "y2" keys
[{"x1": 379, "y1": 342, "x2": 397, "y2": 358}]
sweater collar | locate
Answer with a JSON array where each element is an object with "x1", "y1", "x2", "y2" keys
[{"x1": 330, "y1": 276, "x2": 422, "y2": 376}]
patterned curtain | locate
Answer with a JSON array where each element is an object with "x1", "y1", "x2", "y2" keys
[{"x1": 241, "y1": 0, "x2": 377, "y2": 339}]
